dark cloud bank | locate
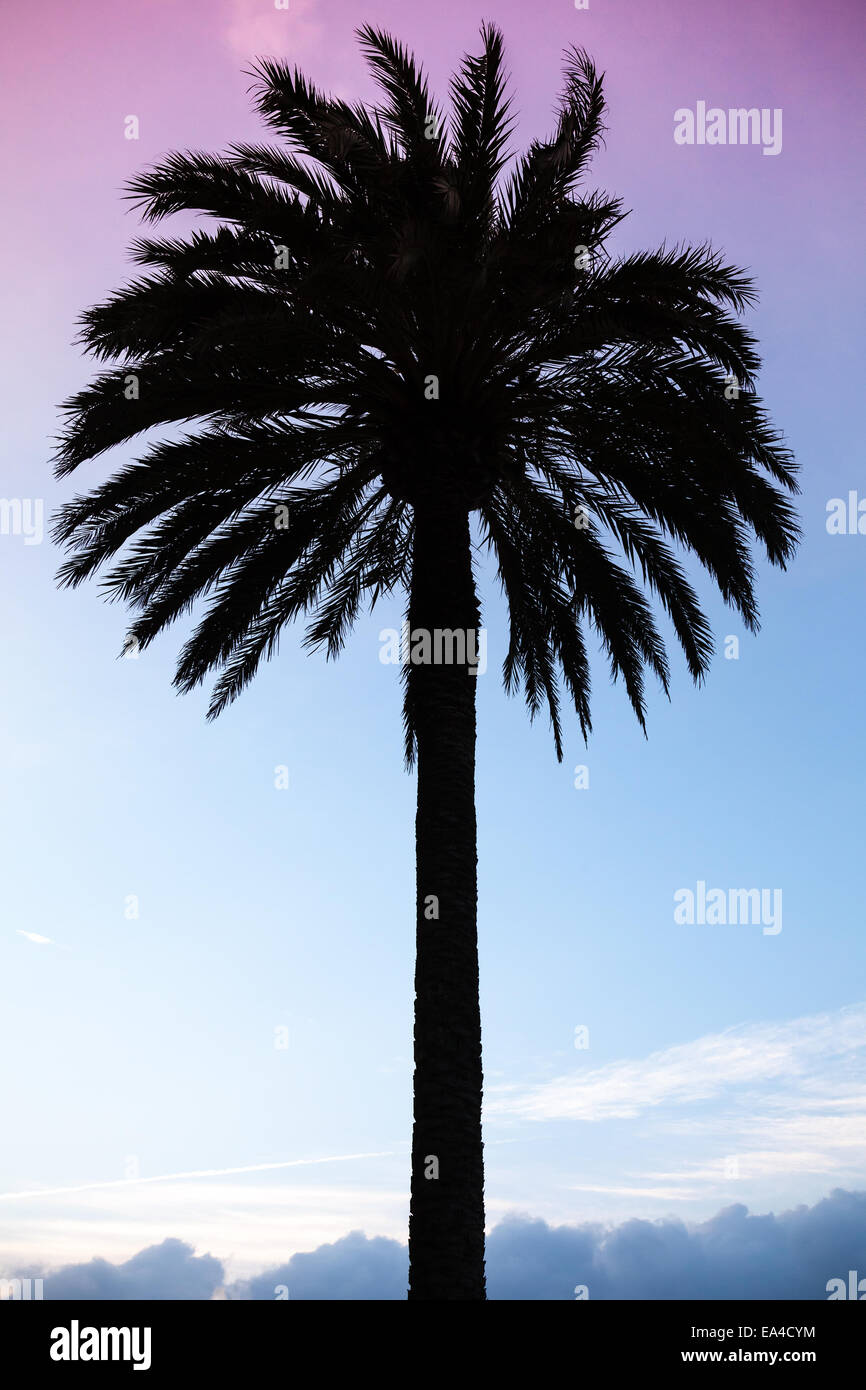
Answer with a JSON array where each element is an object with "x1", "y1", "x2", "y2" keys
[{"x1": 9, "y1": 1190, "x2": 866, "y2": 1300}]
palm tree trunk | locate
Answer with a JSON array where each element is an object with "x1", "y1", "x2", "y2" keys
[{"x1": 407, "y1": 498, "x2": 485, "y2": 1300}]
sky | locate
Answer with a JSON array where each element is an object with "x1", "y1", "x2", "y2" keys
[{"x1": 1, "y1": 0, "x2": 864, "y2": 1297}]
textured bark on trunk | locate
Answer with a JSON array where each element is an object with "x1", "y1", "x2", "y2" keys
[{"x1": 407, "y1": 499, "x2": 485, "y2": 1301}]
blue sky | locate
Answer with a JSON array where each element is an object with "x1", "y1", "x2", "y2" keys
[{"x1": 1, "y1": 0, "x2": 864, "y2": 1288}]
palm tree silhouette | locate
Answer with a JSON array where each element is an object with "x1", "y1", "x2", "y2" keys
[{"x1": 53, "y1": 25, "x2": 798, "y2": 1300}]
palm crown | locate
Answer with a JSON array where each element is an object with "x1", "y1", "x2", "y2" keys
[{"x1": 54, "y1": 24, "x2": 797, "y2": 755}]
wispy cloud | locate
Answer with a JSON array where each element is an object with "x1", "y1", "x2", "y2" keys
[
  {"x1": 0, "y1": 1150, "x2": 395, "y2": 1202},
  {"x1": 16, "y1": 930, "x2": 52, "y2": 945},
  {"x1": 483, "y1": 1004, "x2": 866, "y2": 1209},
  {"x1": 223, "y1": 0, "x2": 323, "y2": 61},
  {"x1": 487, "y1": 1004, "x2": 866, "y2": 1123}
]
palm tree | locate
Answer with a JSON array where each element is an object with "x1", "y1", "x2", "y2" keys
[{"x1": 53, "y1": 25, "x2": 798, "y2": 1300}]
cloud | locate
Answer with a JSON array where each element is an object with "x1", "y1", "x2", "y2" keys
[
  {"x1": 16, "y1": 930, "x2": 51, "y2": 945},
  {"x1": 0, "y1": 1176, "x2": 408, "y2": 1283},
  {"x1": 0, "y1": 1150, "x2": 394, "y2": 1202},
  {"x1": 483, "y1": 1188, "x2": 866, "y2": 1301},
  {"x1": 233, "y1": 1187, "x2": 866, "y2": 1300},
  {"x1": 12, "y1": 1190, "x2": 866, "y2": 1300},
  {"x1": 223, "y1": 0, "x2": 322, "y2": 61},
  {"x1": 13, "y1": 1238, "x2": 223, "y2": 1300},
  {"x1": 486, "y1": 1004, "x2": 866, "y2": 1124},
  {"x1": 235, "y1": 1230, "x2": 408, "y2": 1301},
  {"x1": 483, "y1": 1005, "x2": 866, "y2": 1202}
]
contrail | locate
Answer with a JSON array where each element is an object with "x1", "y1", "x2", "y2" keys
[{"x1": 0, "y1": 1151, "x2": 395, "y2": 1201}]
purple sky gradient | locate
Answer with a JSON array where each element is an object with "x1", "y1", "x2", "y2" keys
[
  {"x1": 2, "y1": 0, "x2": 865, "y2": 1281},
  {"x1": 3, "y1": 0, "x2": 863, "y2": 499}
]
